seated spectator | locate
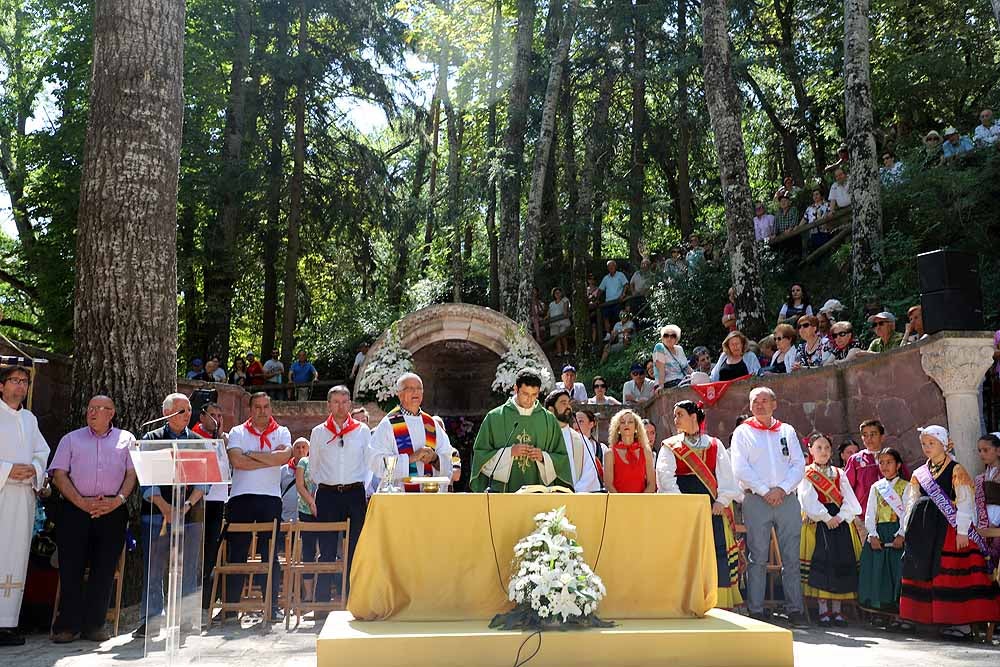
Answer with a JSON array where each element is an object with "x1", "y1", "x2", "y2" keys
[
  {"x1": 777, "y1": 282, "x2": 813, "y2": 326},
  {"x1": 229, "y1": 357, "x2": 248, "y2": 386},
  {"x1": 902, "y1": 304, "x2": 927, "y2": 345},
  {"x1": 941, "y1": 126, "x2": 974, "y2": 160},
  {"x1": 548, "y1": 287, "x2": 572, "y2": 358},
  {"x1": 710, "y1": 331, "x2": 761, "y2": 381},
  {"x1": 827, "y1": 168, "x2": 851, "y2": 211},
  {"x1": 817, "y1": 311, "x2": 834, "y2": 340},
  {"x1": 623, "y1": 363, "x2": 656, "y2": 404},
  {"x1": 829, "y1": 320, "x2": 863, "y2": 363},
  {"x1": 601, "y1": 310, "x2": 636, "y2": 363},
  {"x1": 186, "y1": 358, "x2": 205, "y2": 380},
  {"x1": 974, "y1": 108, "x2": 1000, "y2": 147},
  {"x1": 598, "y1": 260, "x2": 630, "y2": 333},
  {"x1": 824, "y1": 144, "x2": 850, "y2": 176},
  {"x1": 721, "y1": 287, "x2": 738, "y2": 332},
  {"x1": 587, "y1": 376, "x2": 621, "y2": 406},
  {"x1": 793, "y1": 315, "x2": 832, "y2": 370},
  {"x1": 653, "y1": 325, "x2": 692, "y2": 390},
  {"x1": 753, "y1": 202, "x2": 775, "y2": 242},
  {"x1": 645, "y1": 360, "x2": 656, "y2": 381},
  {"x1": 555, "y1": 365, "x2": 589, "y2": 402},
  {"x1": 818, "y1": 298, "x2": 844, "y2": 334},
  {"x1": 764, "y1": 323, "x2": 796, "y2": 374},
  {"x1": 867, "y1": 312, "x2": 903, "y2": 352},
  {"x1": 773, "y1": 175, "x2": 801, "y2": 203},
  {"x1": 690, "y1": 346, "x2": 713, "y2": 374},
  {"x1": 801, "y1": 189, "x2": 832, "y2": 249},
  {"x1": 630, "y1": 258, "x2": 653, "y2": 303},
  {"x1": 772, "y1": 195, "x2": 800, "y2": 253},
  {"x1": 880, "y1": 151, "x2": 904, "y2": 185},
  {"x1": 757, "y1": 334, "x2": 777, "y2": 366},
  {"x1": 664, "y1": 246, "x2": 688, "y2": 279},
  {"x1": 837, "y1": 439, "x2": 860, "y2": 467},
  {"x1": 922, "y1": 130, "x2": 943, "y2": 165},
  {"x1": 208, "y1": 357, "x2": 228, "y2": 382},
  {"x1": 686, "y1": 234, "x2": 706, "y2": 269}
]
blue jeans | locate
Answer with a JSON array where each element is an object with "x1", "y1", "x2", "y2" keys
[{"x1": 140, "y1": 512, "x2": 203, "y2": 621}]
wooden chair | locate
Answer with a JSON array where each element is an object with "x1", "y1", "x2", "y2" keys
[
  {"x1": 50, "y1": 546, "x2": 126, "y2": 636},
  {"x1": 207, "y1": 520, "x2": 278, "y2": 627},
  {"x1": 284, "y1": 520, "x2": 350, "y2": 629}
]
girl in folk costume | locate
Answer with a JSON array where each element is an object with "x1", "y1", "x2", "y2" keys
[
  {"x1": 858, "y1": 447, "x2": 910, "y2": 627},
  {"x1": 604, "y1": 409, "x2": 655, "y2": 493},
  {"x1": 656, "y1": 400, "x2": 743, "y2": 609},
  {"x1": 974, "y1": 433, "x2": 1000, "y2": 566},
  {"x1": 797, "y1": 433, "x2": 862, "y2": 627},
  {"x1": 900, "y1": 426, "x2": 1000, "y2": 640}
]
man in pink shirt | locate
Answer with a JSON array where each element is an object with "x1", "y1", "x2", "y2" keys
[{"x1": 844, "y1": 419, "x2": 908, "y2": 541}]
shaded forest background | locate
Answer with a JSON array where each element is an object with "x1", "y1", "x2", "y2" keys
[{"x1": 2, "y1": 0, "x2": 999, "y2": 378}]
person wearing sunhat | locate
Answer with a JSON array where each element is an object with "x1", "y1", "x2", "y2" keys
[
  {"x1": 941, "y1": 126, "x2": 973, "y2": 160},
  {"x1": 867, "y1": 312, "x2": 903, "y2": 353}
]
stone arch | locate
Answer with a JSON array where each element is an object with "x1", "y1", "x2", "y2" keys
[{"x1": 354, "y1": 304, "x2": 552, "y2": 414}]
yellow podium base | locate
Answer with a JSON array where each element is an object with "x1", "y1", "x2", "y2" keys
[{"x1": 317, "y1": 609, "x2": 793, "y2": 667}]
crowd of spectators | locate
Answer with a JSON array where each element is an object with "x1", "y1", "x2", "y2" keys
[{"x1": 183, "y1": 349, "x2": 327, "y2": 401}]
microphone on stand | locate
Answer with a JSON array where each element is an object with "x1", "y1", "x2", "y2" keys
[
  {"x1": 138, "y1": 410, "x2": 182, "y2": 435},
  {"x1": 485, "y1": 421, "x2": 520, "y2": 493},
  {"x1": 571, "y1": 411, "x2": 607, "y2": 493}
]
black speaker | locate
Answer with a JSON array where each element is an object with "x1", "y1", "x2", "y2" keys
[
  {"x1": 920, "y1": 288, "x2": 984, "y2": 334},
  {"x1": 917, "y1": 249, "x2": 979, "y2": 293},
  {"x1": 188, "y1": 387, "x2": 219, "y2": 428}
]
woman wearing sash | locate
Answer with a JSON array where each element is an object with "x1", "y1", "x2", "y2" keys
[
  {"x1": 656, "y1": 400, "x2": 743, "y2": 609},
  {"x1": 900, "y1": 425, "x2": 1000, "y2": 639},
  {"x1": 797, "y1": 433, "x2": 863, "y2": 627},
  {"x1": 974, "y1": 433, "x2": 1000, "y2": 566}
]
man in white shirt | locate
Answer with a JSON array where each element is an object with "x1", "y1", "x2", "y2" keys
[
  {"x1": 225, "y1": 392, "x2": 292, "y2": 621},
  {"x1": 349, "y1": 342, "x2": 369, "y2": 381},
  {"x1": 622, "y1": 363, "x2": 656, "y2": 404},
  {"x1": 369, "y1": 373, "x2": 453, "y2": 486},
  {"x1": 827, "y1": 168, "x2": 851, "y2": 210},
  {"x1": 730, "y1": 387, "x2": 807, "y2": 627},
  {"x1": 545, "y1": 390, "x2": 600, "y2": 493},
  {"x1": 262, "y1": 349, "x2": 285, "y2": 398},
  {"x1": 753, "y1": 202, "x2": 775, "y2": 241},
  {"x1": 974, "y1": 108, "x2": 1000, "y2": 146},
  {"x1": 554, "y1": 365, "x2": 588, "y2": 402},
  {"x1": 307, "y1": 385, "x2": 372, "y2": 600}
]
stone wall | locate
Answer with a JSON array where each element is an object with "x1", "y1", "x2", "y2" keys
[{"x1": 642, "y1": 337, "x2": 950, "y2": 472}]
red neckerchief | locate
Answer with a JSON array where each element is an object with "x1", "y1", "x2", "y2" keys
[
  {"x1": 324, "y1": 415, "x2": 362, "y2": 445},
  {"x1": 192, "y1": 423, "x2": 213, "y2": 438},
  {"x1": 244, "y1": 416, "x2": 279, "y2": 449},
  {"x1": 743, "y1": 417, "x2": 782, "y2": 432},
  {"x1": 614, "y1": 441, "x2": 641, "y2": 464}
]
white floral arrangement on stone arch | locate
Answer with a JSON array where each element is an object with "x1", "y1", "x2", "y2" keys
[
  {"x1": 492, "y1": 325, "x2": 554, "y2": 395},
  {"x1": 490, "y1": 506, "x2": 612, "y2": 630},
  {"x1": 357, "y1": 322, "x2": 414, "y2": 402}
]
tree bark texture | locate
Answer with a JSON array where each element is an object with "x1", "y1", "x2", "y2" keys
[
  {"x1": 538, "y1": 0, "x2": 564, "y2": 285},
  {"x1": 444, "y1": 75, "x2": 465, "y2": 302},
  {"x1": 628, "y1": 0, "x2": 648, "y2": 265},
  {"x1": 484, "y1": 0, "x2": 503, "y2": 310},
  {"x1": 280, "y1": 0, "x2": 307, "y2": 363},
  {"x1": 389, "y1": 106, "x2": 432, "y2": 310},
  {"x1": 518, "y1": 0, "x2": 579, "y2": 322},
  {"x1": 701, "y1": 0, "x2": 767, "y2": 337},
  {"x1": 72, "y1": 0, "x2": 185, "y2": 431},
  {"x1": 844, "y1": 0, "x2": 883, "y2": 294},
  {"x1": 178, "y1": 203, "x2": 202, "y2": 362},
  {"x1": 203, "y1": 0, "x2": 253, "y2": 365},
  {"x1": 560, "y1": 74, "x2": 580, "y2": 300},
  {"x1": 993, "y1": 0, "x2": 1000, "y2": 35},
  {"x1": 675, "y1": 0, "x2": 694, "y2": 238},
  {"x1": 741, "y1": 66, "x2": 805, "y2": 187},
  {"x1": 499, "y1": 0, "x2": 537, "y2": 317},
  {"x1": 420, "y1": 62, "x2": 446, "y2": 271}
]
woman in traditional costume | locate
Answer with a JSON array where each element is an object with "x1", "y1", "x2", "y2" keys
[
  {"x1": 656, "y1": 400, "x2": 743, "y2": 609},
  {"x1": 900, "y1": 425, "x2": 1000, "y2": 640},
  {"x1": 797, "y1": 433, "x2": 862, "y2": 627},
  {"x1": 974, "y1": 434, "x2": 1000, "y2": 572}
]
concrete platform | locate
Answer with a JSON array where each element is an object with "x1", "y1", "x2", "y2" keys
[{"x1": 317, "y1": 609, "x2": 794, "y2": 667}]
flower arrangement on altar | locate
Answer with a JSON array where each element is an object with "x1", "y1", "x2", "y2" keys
[
  {"x1": 492, "y1": 326, "x2": 554, "y2": 395},
  {"x1": 357, "y1": 322, "x2": 413, "y2": 402},
  {"x1": 489, "y1": 506, "x2": 612, "y2": 630}
]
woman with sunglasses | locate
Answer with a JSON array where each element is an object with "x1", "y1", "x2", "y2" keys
[
  {"x1": 586, "y1": 376, "x2": 621, "y2": 406},
  {"x1": 828, "y1": 321, "x2": 862, "y2": 363},
  {"x1": 792, "y1": 315, "x2": 832, "y2": 370},
  {"x1": 653, "y1": 324, "x2": 692, "y2": 390},
  {"x1": 764, "y1": 323, "x2": 796, "y2": 374}
]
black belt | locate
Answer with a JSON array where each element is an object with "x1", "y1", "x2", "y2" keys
[{"x1": 318, "y1": 482, "x2": 364, "y2": 493}]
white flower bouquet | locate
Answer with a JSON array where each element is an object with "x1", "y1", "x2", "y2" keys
[
  {"x1": 357, "y1": 323, "x2": 414, "y2": 402},
  {"x1": 492, "y1": 326, "x2": 554, "y2": 395},
  {"x1": 489, "y1": 506, "x2": 612, "y2": 630}
]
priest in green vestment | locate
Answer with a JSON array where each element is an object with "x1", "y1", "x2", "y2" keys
[{"x1": 470, "y1": 368, "x2": 573, "y2": 492}]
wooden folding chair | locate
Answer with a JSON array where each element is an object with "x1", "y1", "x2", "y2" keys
[
  {"x1": 284, "y1": 520, "x2": 350, "y2": 629},
  {"x1": 50, "y1": 546, "x2": 126, "y2": 636},
  {"x1": 207, "y1": 520, "x2": 278, "y2": 626}
]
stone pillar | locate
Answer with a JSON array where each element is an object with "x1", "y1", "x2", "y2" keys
[{"x1": 920, "y1": 333, "x2": 995, "y2": 474}]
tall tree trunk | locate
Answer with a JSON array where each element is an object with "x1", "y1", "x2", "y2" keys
[
  {"x1": 203, "y1": 0, "x2": 253, "y2": 365},
  {"x1": 280, "y1": 0, "x2": 307, "y2": 364},
  {"x1": 845, "y1": 0, "x2": 883, "y2": 294},
  {"x1": 560, "y1": 74, "x2": 579, "y2": 298},
  {"x1": 262, "y1": 4, "x2": 291, "y2": 359},
  {"x1": 702, "y1": 0, "x2": 766, "y2": 336},
  {"x1": 628, "y1": 0, "x2": 648, "y2": 265},
  {"x1": 993, "y1": 0, "x2": 1000, "y2": 32},
  {"x1": 178, "y1": 203, "x2": 202, "y2": 362},
  {"x1": 484, "y1": 0, "x2": 503, "y2": 310},
  {"x1": 443, "y1": 60, "x2": 465, "y2": 302},
  {"x1": 499, "y1": 0, "x2": 537, "y2": 317},
  {"x1": 518, "y1": 0, "x2": 579, "y2": 321},
  {"x1": 420, "y1": 65, "x2": 445, "y2": 271},
  {"x1": 388, "y1": 106, "x2": 433, "y2": 310},
  {"x1": 675, "y1": 0, "x2": 694, "y2": 238},
  {"x1": 538, "y1": 0, "x2": 564, "y2": 284},
  {"x1": 741, "y1": 66, "x2": 805, "y2": 186},
  {"x1": 72, "y1": 0, "x2": 184, "y2": 429}
]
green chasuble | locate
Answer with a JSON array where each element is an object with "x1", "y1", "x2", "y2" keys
[{"x1": 470, "y1": 398, "x2": 573, "y2": 492}]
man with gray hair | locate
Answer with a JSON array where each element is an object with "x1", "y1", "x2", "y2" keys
[
  {"x1": 730, "y1": 387, "x2": 807, "y2": 628},
  {"x1": 369, "y1": 373, "x2": 453, "y2": 490}
]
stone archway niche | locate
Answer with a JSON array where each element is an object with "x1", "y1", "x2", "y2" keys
[{"x1": 354, "y1": 304, "x2": 552, "y2": 415}]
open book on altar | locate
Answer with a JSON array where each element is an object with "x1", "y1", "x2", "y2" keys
[{"x1": 515, "y1": 485, "x2": 574, "y2": 494}]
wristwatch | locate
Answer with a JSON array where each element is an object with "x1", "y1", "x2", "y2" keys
[{"x1": 117, "y1": 494, "x2": 126, "y2": 505}]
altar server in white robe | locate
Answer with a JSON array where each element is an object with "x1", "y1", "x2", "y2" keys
[
  {"x1": 545, "y1": 389, "x2": 600, "y2": 492},
  {"x1": 369, "y1": 373, "x2": 453, "y2": 484},
  {"x1": 0, "y1": 366, "x2": 49, "y2": 646}
]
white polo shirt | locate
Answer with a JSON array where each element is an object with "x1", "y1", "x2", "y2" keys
[
  {"x1": 307, "y1": 418, "x2": 372, "y2": 486},
  {"x1": 227, "y1": 422, "x2": 291, "y2": 499}
]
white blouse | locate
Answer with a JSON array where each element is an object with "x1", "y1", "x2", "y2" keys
[
  {"x1": 655, "y1": 434, "x2": 741, "y2": 506},
  {"x1": 901, "y1": 464, "x2": 975, "y2": 534},
  {"x1": 797, "y1": 465, "x2": 862, "y2": 523}
]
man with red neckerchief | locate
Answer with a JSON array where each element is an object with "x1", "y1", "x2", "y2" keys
[
  {"x1": 305, "y1": 385, "x2": 372, "y2": 601},
  {"x1": 225, "y1": 392, "x2": 291, "y2": 622},
  {"x1": 730, "y1": 386, "x2": 807, "y2": 628}
]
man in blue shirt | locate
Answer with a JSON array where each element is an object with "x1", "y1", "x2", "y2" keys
[
  {"x1": 288, "y1": 351, "x2": 319, "y2": 401},
  {"x1": 941, "y1": 126, "x2": 974, "y2": 161},
  {"x1": 597, "y1": 260, "x2": 630, "y2": 334}
]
